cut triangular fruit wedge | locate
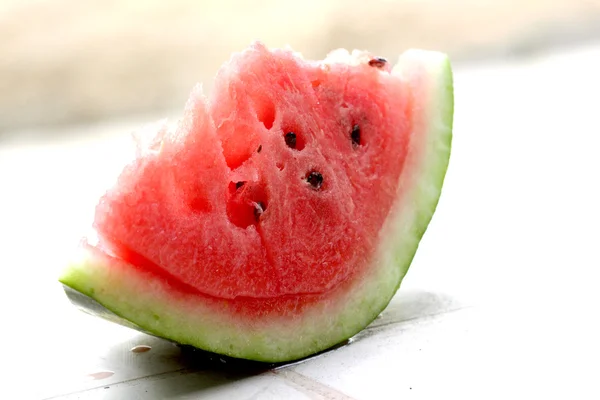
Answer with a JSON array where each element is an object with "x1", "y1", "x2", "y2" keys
[{"x1": 60, "y1": 43, "x2": 453, "y2": 362}]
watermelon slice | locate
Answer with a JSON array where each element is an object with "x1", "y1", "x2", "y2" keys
[{"x1": 59, "y1": 43, "x2": 453, "y2": 362}]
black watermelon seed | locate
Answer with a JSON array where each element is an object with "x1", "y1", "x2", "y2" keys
[
  {"x1": 351, "y1": 124, "x2": 361, "y2": 147},
  {"x1": 284, "y1": 132, "x2": 297, "y2": 149},
  {"x1": 306, "y1": 171, "x2": 323, "y2": 190},
  {"x1": 254, "y1": 202, "x2": 265, "y2": 220},
  {"x1": 368, "y1": 57, "x2": 387, "y2": 68},
  {"x1": 235, "y1": 181, "x2": 245, "y2": 189},
  {"x1": 257, "y1": 145, "x2": 262, "y2": 153}
]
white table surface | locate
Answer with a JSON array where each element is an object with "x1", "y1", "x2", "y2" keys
[{"x1": 1, "y1": 43, "x2": 599, "y2": 399}]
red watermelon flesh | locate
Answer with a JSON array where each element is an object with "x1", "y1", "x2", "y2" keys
[
  {"x1": 96, "y1": 44, "x2": 410, "y2": 301},
  {"x1": 60, "y1": 43, "x2": 454, "y2": 362}
]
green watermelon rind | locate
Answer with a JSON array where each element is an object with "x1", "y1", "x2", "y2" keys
[{"x1": 59, "y1": 50, "x2": 453, "y2": 362}]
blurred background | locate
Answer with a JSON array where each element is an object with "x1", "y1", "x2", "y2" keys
[
  {"x1": 1, "y1": 0, "x2": 600, "y2": 136},
  {"x1": 2, "y1": 1, "x2": 600, "y2": 398}
]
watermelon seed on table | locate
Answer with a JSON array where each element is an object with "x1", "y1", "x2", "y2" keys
[
  {"x1": 87, "y1": 371, "x2": 114, "y2": 380},
  {"x1": 130, "y1": 345, "x2": 152, "y2": 353}
]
